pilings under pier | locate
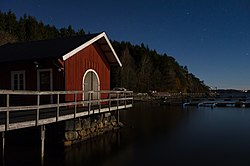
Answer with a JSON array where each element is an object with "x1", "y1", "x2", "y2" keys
[
  {"x1": 41, "y1": 125, "x2": 45, "y2": 166},
  {"x1": 1, "y1": 132, "x2": 4, "y2": 165}
]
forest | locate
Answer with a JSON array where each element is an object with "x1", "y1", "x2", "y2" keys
[{"x1": 0, "y1": 11, "x2": 209, "y2": 93}]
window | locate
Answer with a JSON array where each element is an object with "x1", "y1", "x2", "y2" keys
[{"x1": 11, "y1": 70, "x2": 26, "y2": 90}]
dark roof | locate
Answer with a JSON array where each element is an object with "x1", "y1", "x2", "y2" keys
[{"x1": 0, "y1": 33, "x2": 101, "y2": 63}]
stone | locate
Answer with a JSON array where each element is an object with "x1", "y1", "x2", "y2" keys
[
  {"x1": 118, "y1": 122, "x2": 125, "y2": 128},
  {"x1": 86, "y1": 129, "x2": 91, "y2": 135},
  {"x1": 90, "y1": 127, "x2": 96, "y2": 133},
  {"x1": 98, "y1": 122, "x2": 104, "y2": 129},
  {"x1": 91, "y1": 122, "x2": 97, "y2": 128},
  {"x1": 65, "y1": 131, "x2": 78, "y2": 141},
  {"x1": 110, "y1": 115, "x2": 116, "y2": 122},
  {"x1": 104, "y1": 112, "x2": 111, "y2": 118},
  {"x1": 82, "y1": 118, "x2": 91, "y2": 129},
  {"x1": 78, "y1": 129, "x2": 87, "y2": 138},
  {"x1": 97, "y1": 114, "x2": 103, "y2": 121},
  {"x1": 75, "y1": 120, "x2": 82, "y2": 131},
  {"x1": 65, "y1": 120, "x2": 75, "y2": 131},
  {"x1": 64, "y1": 141, "x2": 72, "y2": 146},
  {"x1": 103, "y1": 119, "x2": 109, "y2": 126},
  {"x1": 111, "y1": 121, "x2": 117, "y2": 126}
]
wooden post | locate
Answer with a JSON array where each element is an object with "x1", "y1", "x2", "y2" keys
[
  {"x1": 36, "y1": 94, "x2": 40, "y2": 126},
  {"x1": 2, "y1": 132, "x2": 5, "y2": 160},
  {"x1": 56, "y1": 94, "x2": 59, "y2": 122},
  {"x1": 88, "y1": 92, "x2": 91, "y2": 115},
  {"x1": 131, "y1": 92, "x2": 133, "y2": 106},
  {"x1": 117, "y1": 93, "x2": 119, "y2": 123},
  {"x1": 109, "y1": 93, "x2": 111, "y2": 112},
  {"x1": 6, "y1": 94, "x2": 9, "y2": 131},
  {"x1": 74, "y1": 93, "x2": 77, "y2": 118},
  {"x1": 124, "y1": 92, "x2": 127, "y2": 108},
  {"x1": 99, "y1": 97, "x2": 101, "y2": 114},
  {"x1": 41, "y1": 125, "x2": 45, "y2": 166},
  {"x1": 117, "y1": 109, "x2": 120, "y2": 124},
  {"x1": 117, "y1": 93, "x2": 119, "y2": 110}
]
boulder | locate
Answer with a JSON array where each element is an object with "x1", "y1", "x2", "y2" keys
[
  {"x1": 104, "y1": 112, "x2": 111, "y2": 118},
  {"x1": 64, "y1": 141, "x2": 72, "y2": 146},
  {"x1": 74, "y1": 120, "x2": 82, "y2": 131},
  {"x1": 111, "y1": 121, "x2": 117, "y2": 126},
  {"x1": 90, "y1": 127, "x2": 96, "y2": 133},
  {"x1": 65, "y1": 131, "x2": 78, "y2": 141},
  {"x1": 82, "y1": 118, "x2": 91, "y2": 129},
  {"x1": 98, "y1": 122, "x2": 104, "y2": 129},
  {"x1": 78, "y1": 129, "x2": 87, "y2": 138},
  {"x1": 118, "y1": 122, "x2": 125, "y2": 128},
  {"x1": 65, "y1": 120, "x2": 75, "y2": 131},
  {"x1": 110, "y1": 116, "x2": 117, "y2": 122}
]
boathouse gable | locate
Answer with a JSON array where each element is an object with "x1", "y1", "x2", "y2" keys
[{"x1": 64, "y1": 44, "x2": 110, "y2": 92}]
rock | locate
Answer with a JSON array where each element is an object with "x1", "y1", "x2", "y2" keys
[
  {"x1": 65, "y1": 131, "x2": 78, "y2": 141},
  {"x1": 91, "y1": 122, "x2": 97, "y2": 128},
  {"x1": 98, "y1": 122, "x2": 104, "y2": 129},
  {"x1": 104, "y1": 112, "x2": 111, "y2": 118},
  {"x1": 86, "y1": 129, "x2": 91, "y2": 135},
  {"x1": 82, "y1": 118, "x2": 91, "y2": 129},
  {"x1": 64, "y1": 141, "x2": 72, "y2": 146},
  {"x1": 113, "y1": 127, "x2": 120, "y2": 130},
  {"x1": 65, "y1": 120, "x2": 75, "y2": 131},
  {"x1": 78, "y1": 129, "x2": 87, "y2": 138},
  {"x1": 110, "y1": 116, "x2": 116, "y2": 122},
  {"x1": 75, "y1": 120, "x2": 82, "y2": 131},
  {"x1": 118, "y1": 122, "x2": 125, "y2": 128},
  {"x1": 90, "y1": 127, "x2": 96, "y2": 133},
  {"x1": 111, "y1": 121, "x2": 117, "y2": 126},
  {"x1": 103, "y1": 119, "x2": 109, "y2": 126},
  {"x1": 97, "y1": 114, "x2": 103, "y2": 121}
]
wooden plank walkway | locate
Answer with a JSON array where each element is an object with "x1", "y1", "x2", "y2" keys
[{"x1": 0, "y1": 90, "x2": 133, "y2": 132}]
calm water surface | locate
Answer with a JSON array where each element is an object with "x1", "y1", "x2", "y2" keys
[{"x1": 3, "y1": 102, "x2": 250, "y2": 166}]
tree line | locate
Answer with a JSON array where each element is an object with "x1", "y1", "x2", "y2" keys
[
  {"x1": 0, "y1": 11, "x2": 209, "y2": 93},
  {"x1": 111, "y1": 42, "x2": 209, "y2": 93},
  {"x1": 0, "y1": 10, "x2": 84, "y2": 45}
]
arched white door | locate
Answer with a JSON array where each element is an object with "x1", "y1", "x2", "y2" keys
[{"x1": 82, "y1": 69, "x2": 100, "y2": 104}]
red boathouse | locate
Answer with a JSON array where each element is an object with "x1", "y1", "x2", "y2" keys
[{"x1": 0, "y1": 32, "x2": 122, "y2": 104}]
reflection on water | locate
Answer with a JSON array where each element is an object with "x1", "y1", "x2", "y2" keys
[{"x1": 3, "y1": 102, "x2": 250, "y2": 165}]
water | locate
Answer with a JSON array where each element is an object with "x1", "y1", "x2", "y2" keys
[{"x1": 3, "y1": 102, "x2": 250, "y2": 166}]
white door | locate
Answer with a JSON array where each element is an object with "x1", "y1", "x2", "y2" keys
[{"x1": 83, "y1": 69, "x2": 100, "y2": 104}]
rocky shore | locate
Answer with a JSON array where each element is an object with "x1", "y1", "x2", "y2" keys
[{"x1": 64, "y1": 113, "x2": 123, "y2": 146}]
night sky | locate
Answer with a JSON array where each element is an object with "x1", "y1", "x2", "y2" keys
[{"x1": 1, "y1": 0, "x2": 250, "y2": 90}]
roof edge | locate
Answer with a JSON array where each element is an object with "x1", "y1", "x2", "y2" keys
[{"x1": 62, "y1": 32, "x2": 122, "y2": 67}]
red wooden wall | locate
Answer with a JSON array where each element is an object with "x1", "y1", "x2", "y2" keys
[
  {"x1": 64, "y1": 43, "x2": 110, "y2": 101},
  {"x1": 0, "y1": 60, "x2": 64, "y2": 105}
]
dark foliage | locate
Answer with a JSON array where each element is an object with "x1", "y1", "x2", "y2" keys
[
  {"x1": 111, "y1": 41, "x2": 209, "y2": 92},
  {"x1": 0, "y1": 10, "x2": 85, "y2": 44}
]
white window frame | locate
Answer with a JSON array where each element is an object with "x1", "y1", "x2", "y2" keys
[{"x1": 11, "y1": 70, "x2": 26, "y2": 90}]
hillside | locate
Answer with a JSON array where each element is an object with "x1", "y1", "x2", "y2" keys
[{"x1": 0, "y1": 11, "x2": 209, "y2": 93}]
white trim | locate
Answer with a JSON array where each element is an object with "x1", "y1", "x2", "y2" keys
[
  {"x1": 11, "y1": 70, "x2": 26, "y2": 90},
  {"x1": 82, "y1": 69, "x2": 100, "y2": 102},
  {"x1": 102, "y1": 33, "x2": 122, "y2": 67},
  {"x1": 62, "y1": 32, "x2": 122, "y2": 67},
  {"x1": 37, "y1": 69, "x2": 53, "y2": 103}
]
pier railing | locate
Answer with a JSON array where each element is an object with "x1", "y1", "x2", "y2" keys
[{"x1": 0, "y1": 90, "x2": 133, "y2": 132}]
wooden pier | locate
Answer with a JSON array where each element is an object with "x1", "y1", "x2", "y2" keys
[
  {"x1": 182, "y1": 98, "x2": 250, "y2": 108},
  {"x1": 0, "y1": 89, "x2": 133, "y2": 163}
]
